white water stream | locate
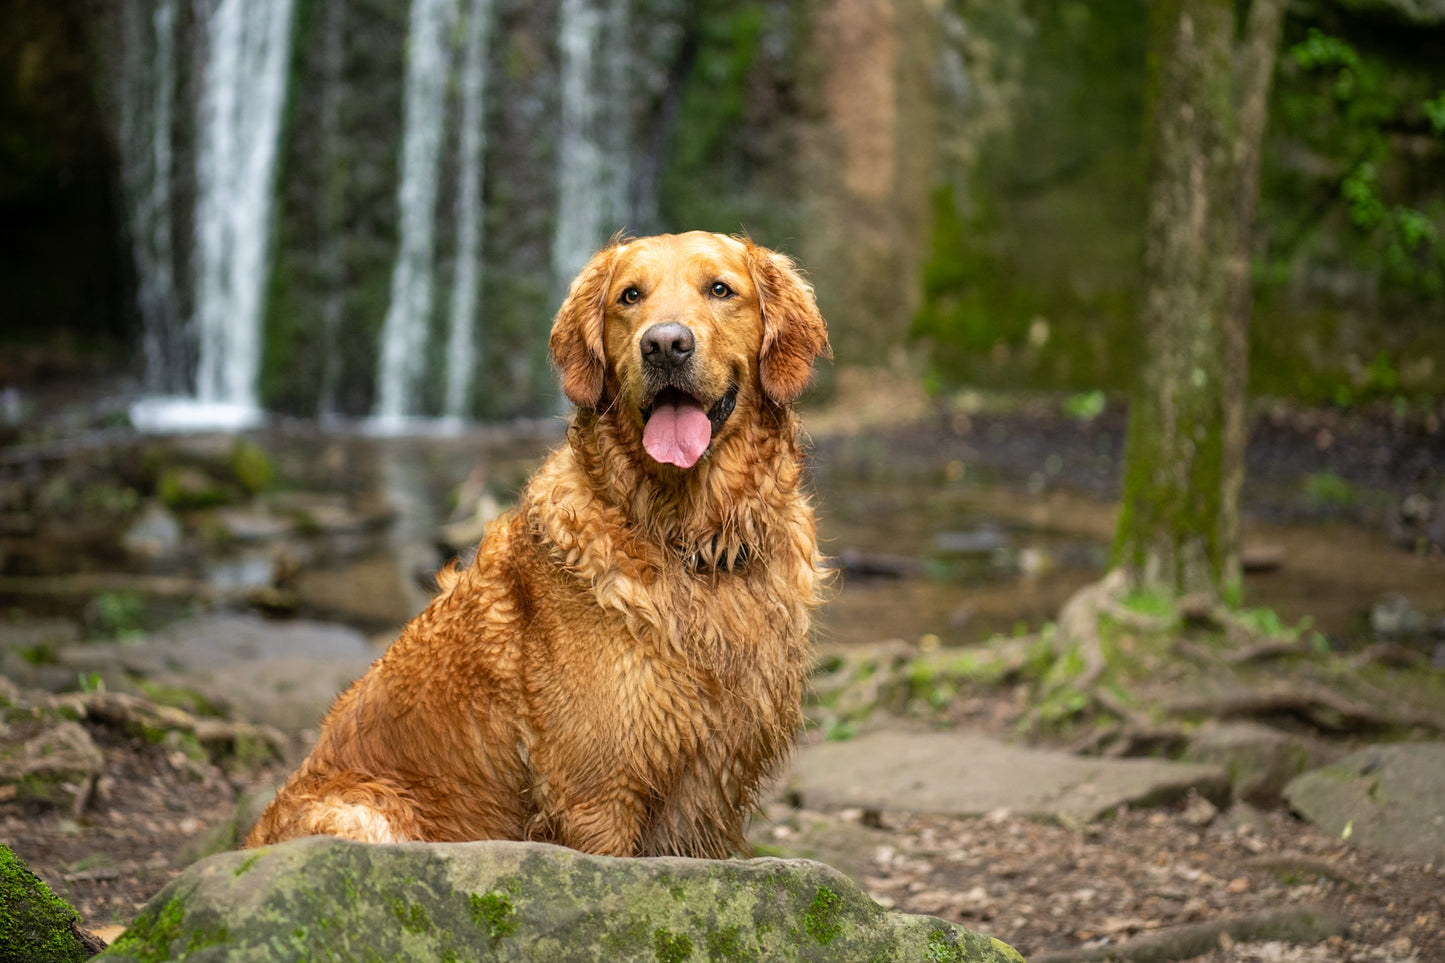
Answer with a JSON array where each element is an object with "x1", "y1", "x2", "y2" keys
[
  {"x1": 188, "y1": 0, "x2": 296, "y2": 425},
  {"x1": 372, "y1": 0, "x2": 457, "y2": 427},
  {"x1": 442, "y1": 0, "x2": 494, "y2": 422},
  {"x1": 551, "y1": 0, "x2": 630, "y2": 287}
]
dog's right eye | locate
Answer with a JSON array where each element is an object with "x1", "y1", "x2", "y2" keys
[{"x1": 620, "y1": 287, "x2": 641, "y2": 305}]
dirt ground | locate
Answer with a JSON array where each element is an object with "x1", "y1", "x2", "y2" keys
[
  {"x1": 4, "y1": 371, "x2": 1443, "y2": 960},
  {"x1": 4, "y1": 692, "x2": 1441, "y2": 962}
]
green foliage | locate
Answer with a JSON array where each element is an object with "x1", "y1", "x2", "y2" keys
[
  {"x1": 89, "y1": 590, "x2": 146, "y2": 639},
  {"x1": 1425, "y1": 91, "x2": 1445, "y2": 134},
  {"x1": 1062, "y1": 390, "x2": 1107, "y2": 421},
  {"x1": 1275, "y1": 27, "x2": 1445, "y2": 300},
  {"x1": 1302, "y1": 470, "x2": 1358, "y2": 507}
]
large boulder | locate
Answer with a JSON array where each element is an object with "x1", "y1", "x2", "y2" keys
[
  {"x1": 1284, "y1": 743, "x2": 1445, "y2": 863},
  {"x1": 98, "y1": 837, "x2": 1024, "y2": 962},
  {"x1": 1182, "y1": 721, "x2": 1340, "y2": 805}
]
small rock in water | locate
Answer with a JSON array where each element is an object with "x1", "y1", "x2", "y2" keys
[{"x1": 1370, "y1": 593, "x2": 1426, "y2": 638}]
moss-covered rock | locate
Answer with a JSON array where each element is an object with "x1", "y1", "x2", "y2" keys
[
  {"x1": 0, "y1": 844, "x2": 100, "y2": 963},
  {"x1": 98, "y1": 837, "x2": 1025, "y2": 962}
]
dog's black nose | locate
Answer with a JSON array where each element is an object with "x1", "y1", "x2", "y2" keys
[{"x1": 640, "y1": 323, "x2": 695, "y2": 370}]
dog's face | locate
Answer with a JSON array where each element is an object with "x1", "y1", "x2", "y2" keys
[{"x1": 550, "y1": 232, "x2": 830, "y2": 469}]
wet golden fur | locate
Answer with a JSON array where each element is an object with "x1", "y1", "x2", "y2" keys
[{"x1": 245, "y1": 232, "x2": 831, "y2": 857}]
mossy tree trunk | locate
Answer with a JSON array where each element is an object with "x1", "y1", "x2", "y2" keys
[{"x1": 1115, "y1": 0, "x2": 1286, "y2": 601}]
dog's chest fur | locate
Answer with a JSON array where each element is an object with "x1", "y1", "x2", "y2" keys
[{"x1": 503, "y1": 434, "x2": 818, "y2": 851}]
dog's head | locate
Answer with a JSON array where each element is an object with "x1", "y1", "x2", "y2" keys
[{"x1": 549, "y1": 232, "x2": 830, "y2": 469}]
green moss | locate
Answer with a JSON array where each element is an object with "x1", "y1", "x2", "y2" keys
[
  {"x1": 104, "y1": 895, "x2": 196, "y2": 963},
  {"x1": 0, "y1": 844, "x2": 90, "y2": 963},
  {"x1": 229, "y1": 439, "x2": 275, "y2": 494},
  {"x1": 703, "y1": 924, "x2": 751, "y2": 962},
  {"x1": 925, "y1": 927, "x2": 966, "y2": 962},
  {"x1": 468, "y1": 891, "x2": 517, "y2": 941},
  {"x1": 233, "y1": 853, "x2": 263, "y2": 878},
  {"x1": 801, "y1": 886, "x2": 843, "y2": 946},
  {"x1": 652, "y1": 927, "x2": 693, "y2": 963},
  {"x1": 156, "y1": 467, "x2": 231, "y2": 510},
  {"x1": 230, "y1": 730, "x2": 279, "y2": 770},
  {"x1": 390, "y1": 899, "x2": 431, "y2": 934},
  {"x1": 133, "y1": 681, "x2": 222, "y2": 719}
]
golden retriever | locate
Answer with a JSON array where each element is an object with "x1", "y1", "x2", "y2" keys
[{"x1": 245, "y1": 232, "x2": 831, "y2": 857}]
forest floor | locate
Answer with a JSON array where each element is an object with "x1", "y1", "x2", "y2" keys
[{"x1": 3, "y1": 367, "x2": 1443, "y2": 960}]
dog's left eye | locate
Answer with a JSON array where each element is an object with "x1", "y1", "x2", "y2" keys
[
  {"x1": 709, "y1": 281, "x2": 733, "y2": 299},
  {"x1": 620, "y1": 287, "x2": 641, "y2": 305}
]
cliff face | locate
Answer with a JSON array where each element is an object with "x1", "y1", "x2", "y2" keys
[{"x1": 3, "y1": 0, "x2": 1442, "y2": 414}]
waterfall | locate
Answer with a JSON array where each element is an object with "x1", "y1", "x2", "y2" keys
[
  {"x1": 442, "y1": 0, "x2": 494, "y2": 422},
  {"x1": 372, "y1": 0, "x2": 458, "y2": 427},
  {"x1": 118, "y1": 0, "x2": 180, "y2": 395},
  {"x1": 551, "y1": 0, "x2": 630, "y2": 287},
  {"x1": 189, "y1": 0, "x2": 296, "y2": 423}
]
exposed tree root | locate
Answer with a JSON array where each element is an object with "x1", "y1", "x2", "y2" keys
[
  {"x1": 1164, "y1": 684, "x2": 1445, "y2": 735},
  {"x1": 1029, "y1": 904, "x2": 1342, "y2": 963},
  {"x1": 1052, "y1": 569, "x2": 1131, "y2": 693}
]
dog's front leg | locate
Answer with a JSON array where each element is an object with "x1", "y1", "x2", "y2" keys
[{"x1": 552, "y1": 789, "x2": 649, "y2": 857}]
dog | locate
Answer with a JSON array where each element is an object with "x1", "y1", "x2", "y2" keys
[{"x1": 245, "y1": 232, "x2": 831, "y2": 858}]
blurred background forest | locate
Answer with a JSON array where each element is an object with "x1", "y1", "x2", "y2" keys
[{"x1": 2, "y1": 0, "x2": 1443, "y2": 418}]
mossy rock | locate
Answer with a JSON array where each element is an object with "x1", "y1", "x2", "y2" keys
[
  {"x1": 156, "y1": 467, "x2": 234, "y2": 510},
  {"x1": 98, "y1": 837, "x2": 1025, "y2": 962},
  {"x1": 0, "y1": 844, "x2": 100, "y2": 962},
  {"x1": 228, "y1": 440, "x2": 275, "y2": 495}
]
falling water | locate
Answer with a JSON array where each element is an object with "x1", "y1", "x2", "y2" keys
[
  {"x1": 118, "y1": 0, "x2": 180, "y2": 395},
  {"x1": 551, "y1": 0, "x2": 630, "y2": 287},
  {"x1": 442, "y1": 0, "x2": 494, "y2": 422},
  {"x1": 189, "y1": 0, "x2": 296, "y2": 425},
  {"x1": 372, "y1": 0, "x2": 458, "y2": 427}
]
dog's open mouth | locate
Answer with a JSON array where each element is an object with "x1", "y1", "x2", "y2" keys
[{"x1": 642, "y1": 384, "x2": 738, "y2": 469}]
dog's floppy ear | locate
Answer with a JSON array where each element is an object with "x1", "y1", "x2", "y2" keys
[
  {"x1": 549, "y1": 242, "x2": 619, "y2": 409},
  {"x1": 747, "y1": 242, "x2": 832, "y2": 406}
]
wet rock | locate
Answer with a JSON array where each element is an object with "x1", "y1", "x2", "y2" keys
[
  {"x1": 1284, "y1": 743, "x2": 1445, "y2": 862},
  {"x1": 156, "y1": 466, "x2": 233, "y2": 510},
  {"x1": 98, "y1": 837, "x2": 1024, "y2": 962},
  {"x1": 61, "y1": 613, "x2": 376, "y2": 732},
  {"x1": 292, "y1": 556, "x2": 424, "y2": 630},
  {"x1": 1182, "y1": 721, "x2": 1341, "y2": 805},
  {"x1": 209, "y1": 507, "x2": 296, "y2": 542},
  {"x1": 120, "y1": 501, "x2": 182, "y2": 560},
  {"x1": 785, "y1": 730, "x2": 1230, "y2": 822},
  {"x1": 1370, "y1": 593, "x2": 1427, "y2": 638}
]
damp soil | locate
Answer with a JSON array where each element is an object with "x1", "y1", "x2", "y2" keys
[{"x1": 2, "y1": 370, "x2": 1443, "y2": 959}]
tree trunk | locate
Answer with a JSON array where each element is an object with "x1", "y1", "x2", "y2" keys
[
  {"x1": 1114, "y1": 0, "x2": 1237, "y2": 598},
  {"x1": 1219, "y1": 0, "x2": 1287, "y2": 595}
]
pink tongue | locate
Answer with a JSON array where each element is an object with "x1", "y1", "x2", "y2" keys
[{"x1": 643, "y1": 396, "x2": 712, "y2": 468}]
